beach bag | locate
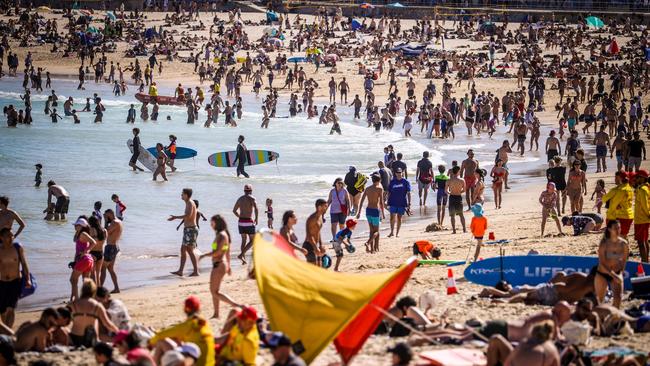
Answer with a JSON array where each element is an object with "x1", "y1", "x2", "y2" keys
[
  {"x1": 354, "y1": 173, "x2": 368, "y2": 192},
  {"x1": 14, "y1": 243, "x2": 36, "y2": 298},
  {"x1": 335, "y1": 190, "x2": 348, "y2": 216}
]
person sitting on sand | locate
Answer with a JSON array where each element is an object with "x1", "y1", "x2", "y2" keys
[
  {"x1": 216, "y1": 306, "x2": 260, "y2": 366},
  {"x1": 68, "y1": 279, "x2": 119, "y2": 348},
  {"x1": 14, "y1": 308, "x2": 60, "y2": 352},
  {"x1": 495, "y1": 321, "x2": 561, "y2": 366},
  {"x1": 149, "y1": 296, "x2": 215, "y2": 366},
  {"x1": 95, "y1": 286, "x2": 131, "y2": 336}
]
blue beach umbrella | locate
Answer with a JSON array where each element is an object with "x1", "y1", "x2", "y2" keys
[{"x1": 585, "y1": 16, "x2": 604, "y2": 28}]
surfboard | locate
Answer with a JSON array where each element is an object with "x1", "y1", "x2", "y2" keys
[
  {"x1": 463, "y1": 255, "x2": 650, "y2": 291},
  {"x1": 420, "y1": 348, "x2": 486, "y2": 366},
  {"x1": 127, "y1": 139, "x2": 157, "y2": 172},
  {"x1": 207, "y1": 150, "x2": 279, "y2": 168},
  {"x1": 147, "y1": 146, "x2": 198, "y2": 160},
  {"x1": 418, "y1": 259, "x2": 462, "y2": 265}
]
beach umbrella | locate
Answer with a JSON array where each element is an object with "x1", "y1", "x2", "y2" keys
[
  {"x1": 254, "y1": 232, "x2": 417, "y2": 364},
  {"x1": 360, "y1": 3, "x2": 374, "y2": 9},
  {"x1": 585, "y1": 16, "x2": 604, "y2": 29},
  {"x1": 387, "y1": 2, "x2": 405, "y2": 8}
]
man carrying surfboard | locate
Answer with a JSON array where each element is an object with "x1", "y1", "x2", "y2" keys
[
  {"x1": 233, "y1": 135, "x2": 249, "y2": 178},
  {"x1": 128, "y1": 128, "x2": 144, "y2": 172}
]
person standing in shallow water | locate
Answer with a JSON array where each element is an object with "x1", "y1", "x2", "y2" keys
[{"x1": 168, "y1": 188, "x2": 199, "y2": 277}]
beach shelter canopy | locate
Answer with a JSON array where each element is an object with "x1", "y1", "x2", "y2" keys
[
  {"x1": 585, "y1": 16, "x2": 604, "y2": 28},
  {"x1": 387, "y1": 2, "x2": 406, "y2": 7},
  {"x1": 254, "y1": 233, "x2": 417, "y2": 364}
]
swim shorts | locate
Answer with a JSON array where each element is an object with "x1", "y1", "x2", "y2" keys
[
  {"x1": 568, "y1": 118, "x2": 577, "y2": 130},
  {"x1": 596, "y1": 145, "x2": 607, "y2": 157},
  {"x1": 448, "y1": 195, "x2": 463, "y2": 216},
  {"x1": 618, "y1": 218, "x2": 633, "y2": 237},
  {"x1": 103, "y1": 245, "x2": 120, "y2": 262},
  {"x1": 464, "y1": 176, "x2": 476, "y2": 190},
  {"x1": 437, "y1": 191, "x2": 449, "y2": 206},
  {"x1": 389, "y1": 206, "x2": 406, "y2": 216},
  {"x1": 478, "y1": 320, "x2": 508, "y2": 338},
  {"x1": 0, "y1": 278, "x2": 21, "y2": 313},
  {"x1": 635, "y1": 223, "x2": 649, "y2": 242},
  {"x1": 182, "y1": 227, "x2": 199, "y2": 247},
  {"x1": 330, "y1": 212, "x2": 346, "y2": 225},
  {"x1": 90, "y1": 250, "x2": 103, "y2": 261},
  {"x1": 238, "y1": 218, "x2": 256, "y2": 235},
  {"x1": 547, "y1": 149, "x2": 558, "y2": 162},
  {"x1": 302, "y1": 242, "x2": 317, "y2": 263},
  {"x1": 55, "y1": 196, "x2": 70, "y2": 214},
  {"x1": 366, "y1": 208, "x2": 380, "y2": 226},
  {"x1": 333, "y1": 241, "x2": 344, "y2": 258}
]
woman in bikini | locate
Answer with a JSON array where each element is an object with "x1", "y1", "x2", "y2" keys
[
  {"x1": 87, "y1": 216, "x2": 106, "y2": 287},
  {"x1": 279, "y1": 210, "x2": 309, "y2": 257},
  {"x1": 472, "y1": 169, "x2": 485, "y2": 206},
  {"x1": 566, "y1": 161, "x2": 586, "y2": 214},
  {"x1": 594, "y1": 220, "x2": 629, "y2": 308},
  {"x1": 68, "y1": 279, "x2": 118, "y2": 348},
  {"x1": 199, "y1": 215, "x2": 240, "y2": 318},
  {"x1": 70, "y1": 217, "x2": 96, "y2": 302},
  {"x1": 490, "y1": 160, "x2": 508, "y2": 209}
]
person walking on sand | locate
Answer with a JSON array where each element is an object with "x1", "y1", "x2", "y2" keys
[
  {"x1": 102, "y1": 209, "x2": 122, "y2": 293},
  {"x1": 460, "y1": 150, "x2": 479, "y2": 210},
  {"x1": 0, "y1": 228, "x2": 31, "y2": 328},
  {"x1": 328, "y1": 177, "x2": 351, "y2": 242},
  {"x1": 539, "y1": 182, "x2": 563, "y2": 237},
  {"x1": 356, "y1": 174, "x2": 385, "y2": 253},
  {"x1": 303, "y1": 199, "x2": 328, "y2": 266},
  {"x1": 447, "y1": 166, "x2": 467, "y2": 234},
  {"x1": 199, "y1": 215, "x2": 241, "y2": 319},
  {"x1": 129, "y1": 128, "x2": 145, "y2": 172},
  {"x1": 233, "y1": 135, "x2": 249, "y2": 178},
  {"x1": 0, "y1": 196, "x2": 26, "y2": 238},
  {"x1": 387, "y1": 168, "x2": 411, "y2": 238},
  {"x1": 232, "y1": 184, "x2": 258, "y2": 265},
  {"x1": 416, "y1": 152, "x2": 434, "y2": 207},
  {"x1": 168, "y1": 189, "x2": 199, "y2": 277}
]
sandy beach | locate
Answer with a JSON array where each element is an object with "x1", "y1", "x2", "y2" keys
[{"x1": 1, "y1": 3, "x2": 650, "y2": 366}]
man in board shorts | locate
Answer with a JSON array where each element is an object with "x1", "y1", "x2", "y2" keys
[{"x1": 233, "y1": 184, "x2": 258, "y2": 265}]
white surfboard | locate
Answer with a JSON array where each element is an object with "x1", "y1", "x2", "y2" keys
[{"x1": 127, "y1": 138, "x2": 157, "y2": 172}]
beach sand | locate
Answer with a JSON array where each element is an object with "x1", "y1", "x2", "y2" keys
[{"x1": 6, "y1": 8, "x2": 650, "y2": 366}]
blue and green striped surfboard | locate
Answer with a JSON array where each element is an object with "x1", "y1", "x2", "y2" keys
[{"x1": 207, "y1": 150, "x2": 279, "y2": 167}]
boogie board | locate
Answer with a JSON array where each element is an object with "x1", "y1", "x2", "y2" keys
[
  {"x1": 463, "y1": 255, "x2": 650, "y2": 291},
  {"x1": 287, "y1": 56, "x2": 308, "y2": 63},
  {"x1": 420, "y1": 348, "x2": 486, "y2": 366},
  {"x1": 127, "y1": 139, "x2": 157, "y2": 172},
  {"x1": 208, "y1": 150, "x2": 279, "y2": 168},
  {"x1": 147, "y1": 146, "x2": 198, "y2": 160}
]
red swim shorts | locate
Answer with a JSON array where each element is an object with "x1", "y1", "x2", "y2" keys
[
  {"x1": 635, "y1": 223, "x2": 650, "y2": 242},
  {"x1": 618, "y1": 218, "x2": 633, "y2": 236}
]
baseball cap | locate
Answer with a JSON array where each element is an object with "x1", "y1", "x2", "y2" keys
[
  {"x1": 267, "y1": 332, "x2": 292, "y2": 349},
  {"x1": 184, "y1": 296, "x2": 201, "y2": 314},
  {"x1": 237, "y1": 306, "x2": 258, "y2": 321},
  {"x1": 113, "y1": 330, "x2": 129, "y2": 344},
  {"x1": 177, "y1": 343, "x2": 201, "y2": 360},
  {"x1": 636, "y1": 169, "x2": 649, "y2": 179},
  {"x1": 161, "y1": 350, "x2": 185, "y2": 366},
  {"x1": 73, "y1": 218, "x2": 89, "y2": 227}
]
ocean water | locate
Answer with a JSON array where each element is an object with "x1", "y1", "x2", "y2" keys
[{"x1": 0, "y1": 77, "x2": 448, "y2": 307}]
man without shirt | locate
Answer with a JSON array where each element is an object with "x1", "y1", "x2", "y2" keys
[
  {"x1": 0, "y1": 196, "x2": 25, "y2": 238},
  {"x1": 593, "y1": 125, "x2": 612, "y2": 173},
  {"x1": 357, "y1": 174, "x2": 385, "y2": 253},
  {"x1": 102, "y1": 209, "x2": 123, "y2": 293},
  {"x1": 460, "y1": 150, "x2": 478, "y2": 210},
  {"x1": 46, "y1": 180, "x2": 70, "y2": 221},
  {"x1": 416, "y1": 152, "x2": 434, "y2": 206},
  {"x1": 169, "y1": 188, "x2": 199, "y2": 276},
  {"x1": 447, "y1": 166, "x2": 467, "y2": 234},
  {"x1": 0, "y1": 228, "x2": 31, "y2": 328},
  {"x1": 233, "y1": 184, "x2": 259, "y2": 265},
  {"x1": 303, "y1": 199, "x2": 327, "y2": 266},
  {"x1": 545, "y1": 131, "x2": 561, "y2": 163}
]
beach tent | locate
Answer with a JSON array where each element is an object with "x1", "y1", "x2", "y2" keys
[
  {"x1": 351, "y1": 19, "x2": 362, "y2": 31},
  {"x1": 585, "y1": 16, "x2": 604, "y2": 29},
  {"x1": 254, "y1": 233, "x2": 418, "y2": 364},
  {"x1": 387, "y1": 2, "x2": 405, "y2": 8}
]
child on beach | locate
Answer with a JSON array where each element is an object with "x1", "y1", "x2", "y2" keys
[
  {"x1": 43, "y1": 203, "x2": 55, "y2": 221},
  {"x1": 50, "y1": 108, "x2": 62, "y2": 123},
  {"x1": 265, "y1": 198, "x2": 274, "y2": 229},
  {"x1": 333, "y1": 219, "x2": 357, "y2": 272},
  {"x1": 92, "y1": 201, "x2": 103, "y2": 225},
  {"x1": 591, "y1": 179, "x2": 606, "y2": 214},
  {"x1": 34, "y1": 163, "x2": 42, "y2": 187},
  {"x1": 539, "y1": 182, "x2": 563, "y2": 237},
  {"x1": 642, "y1": 115, "x2": 649, "y2": 132},
  {"x1": 72, "y1": 110, "x2": 80, "y2": 124},
  {"x1": 412, "y1": 240, "x2": 441, "y2": 260},
  {"x1": 469, "y1": 203, "x2": 487, "y2": 262},
  {"x1": 111, "y1": 194, "x2": 127, "y2": 220}
]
